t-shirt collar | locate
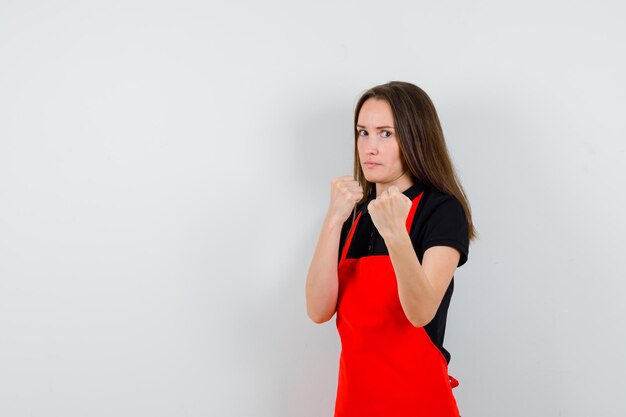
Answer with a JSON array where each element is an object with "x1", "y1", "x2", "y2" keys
[{"x1": 361, "y1": 180, "x2": 426, "y2": 214}]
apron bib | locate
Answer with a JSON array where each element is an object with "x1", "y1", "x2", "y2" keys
[{"x1": 334, "y1": 191, "x2": 460, "y2": 417}]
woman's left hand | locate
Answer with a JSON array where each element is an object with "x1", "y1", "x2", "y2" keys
[{"x1": 368, "y1": 186, "x2": 413, "y2": 240}]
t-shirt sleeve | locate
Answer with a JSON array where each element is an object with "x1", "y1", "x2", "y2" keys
[{"x1": 420, "y1": 196, "x2": 469, "y2": 267}]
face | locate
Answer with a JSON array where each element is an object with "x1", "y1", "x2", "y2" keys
[{"x1": 356, "y1": 98, "x2": 413, "y2": 195}]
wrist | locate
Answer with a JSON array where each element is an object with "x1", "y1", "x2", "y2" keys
[
  {"x1": 383, "y1": 226, "x2": 411, "y2": 247},
  {"x1": 323, "y1": 212, "x2": 345, "y2": 232}
]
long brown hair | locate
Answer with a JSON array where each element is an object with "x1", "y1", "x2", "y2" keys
[{"x1": 351, "y1": 81, "x2": 477, "y2": 242}]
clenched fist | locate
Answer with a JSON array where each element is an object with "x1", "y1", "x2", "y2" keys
[
  {"x1": 368, "y1": 186, "x2": 412, "y2": 240},
  {"x1": 327, "y1": 176, "x2": 364, "y2": 224}
]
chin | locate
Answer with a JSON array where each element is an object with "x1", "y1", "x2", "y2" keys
[
  {"x1": 362, "y1": 174, "x2": 376, "y2": 183},
  {"x1": 363, "y1": 173, "x2": 383, "y2": 183}
]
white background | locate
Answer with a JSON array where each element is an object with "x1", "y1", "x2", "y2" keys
[{"x1": 1, "y1": 1, "x2": 625, "y2": 416}]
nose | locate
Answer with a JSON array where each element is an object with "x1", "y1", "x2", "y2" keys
[{"x1": 364, "y1": 139, "x2": 378, "y2": 155}]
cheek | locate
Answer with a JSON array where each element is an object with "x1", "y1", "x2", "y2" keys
[
  {"x1": 395, "y1": 150, "x2": 403, "y2": 164},
  {"x1": 388, "y1": 143, "x2": 401, "y2": 163},
  {"x1": 356, "y1": 140, "x2": 366, "y2": 156}
]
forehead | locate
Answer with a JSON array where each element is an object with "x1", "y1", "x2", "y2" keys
[{"x1": 357, "y1": 98, "x2": 394, "y2": 126}]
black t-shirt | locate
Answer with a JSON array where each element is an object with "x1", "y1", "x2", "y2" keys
[{"x1": 337, "y1": 180, "x2": 469, "y2": 364}]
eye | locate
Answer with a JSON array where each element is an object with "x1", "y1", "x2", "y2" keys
[
  {"x1": 357, "y1": 129, "x2": 367, "y2": 136},
  {"x1": 381, "y1": 130, "x2": 392, "y2": 138}
]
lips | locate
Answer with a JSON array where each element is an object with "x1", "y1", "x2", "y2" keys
[{"x1": 364, "y1": 161, "x2": 380, "y2": 168}]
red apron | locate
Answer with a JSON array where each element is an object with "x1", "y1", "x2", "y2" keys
[{"x1": 334, "y1": 191, "x2": 460, "y2": 417}]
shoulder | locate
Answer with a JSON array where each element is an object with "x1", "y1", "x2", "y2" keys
[
  {"x1": 414, "y1": 186, "x2": 469, "y2": 267},
  {"x1": 423, "y1": 189, "x2": 465, "y2": 223}
]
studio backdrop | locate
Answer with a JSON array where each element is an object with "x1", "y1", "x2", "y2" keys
[{"x1": 1, "y1": 1, "x2": 624, "y2": 416}]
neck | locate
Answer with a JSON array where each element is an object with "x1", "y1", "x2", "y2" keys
[{"x1": 375, "y1": 171, "x2": 414, "y2": 196}]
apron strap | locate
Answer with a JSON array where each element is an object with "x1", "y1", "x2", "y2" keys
[
  {"x1": 405, "y1": 191, "x2": 423, "y2": 231},
  {"x1": 339, "y1": 210, "x2": 363, "y2": 263}
]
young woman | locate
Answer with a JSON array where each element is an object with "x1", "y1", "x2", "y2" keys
[{"x1": 305, "y1": 81, "x2": 477, "y2": 417}]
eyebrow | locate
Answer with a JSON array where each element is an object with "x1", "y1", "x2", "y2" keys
[{"x1": 356, "y1": 124, "x2": 395, "y2": 129}]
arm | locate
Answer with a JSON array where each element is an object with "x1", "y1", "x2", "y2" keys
[
  {"x1": 385, "y1": 231, "x2": 460, "y2": 327},
  {"x1": 306, "y1": 176, "x2": 363, "y2": 324},
  {"x1": 368, "y1": 187, "x2": 467, "y2": 327},
  {"x1": 305, "y1": 210, "x2": 344, "y2": 324}
]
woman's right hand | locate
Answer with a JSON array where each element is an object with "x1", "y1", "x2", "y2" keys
[{"x1": 327, "y1": 176, "x2": 364, "y2": 224}]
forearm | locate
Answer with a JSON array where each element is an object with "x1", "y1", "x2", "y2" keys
[
  {"x1": 385, "y1": 230, "x2": 437, "y2": 327},
  {"x1": 305, "y1": 212, "x2": 343, "y2": 323}
]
